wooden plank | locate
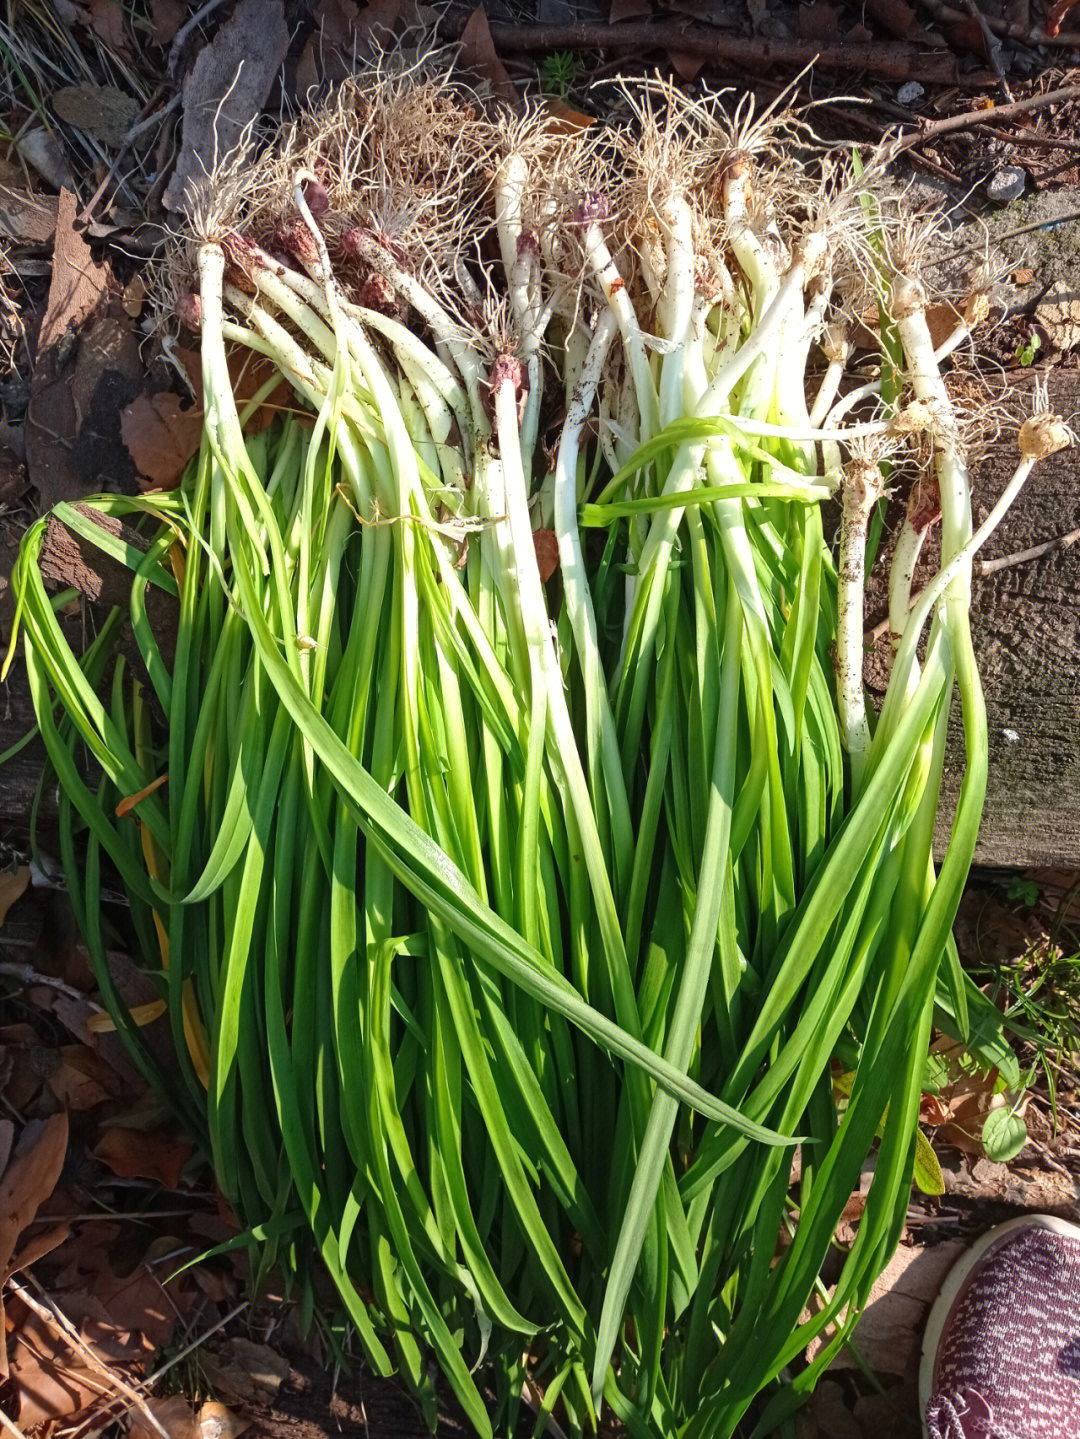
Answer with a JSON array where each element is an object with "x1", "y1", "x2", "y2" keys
[
  {"x1": 1, "y1": 372, "x2": 1078, "y2": 866},
  {"x1": 934, "y1": 369, "x2": 1080, "y2": 867}
]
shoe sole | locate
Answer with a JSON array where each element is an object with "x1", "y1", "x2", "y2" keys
[{"x1": 918, "y1": 1213, "x2": 1080, "y2": 1436}]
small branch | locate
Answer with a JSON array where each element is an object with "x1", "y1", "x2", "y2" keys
[
  {"x1": 897, "y1": 80, "x2": 1080, "y2": 148},
  {"x1": 915, "y1": 0, "x2": 1080, "y2": 43},
  {"x1": 976, "y1": 525, "x2": 1080, "y2": 575},
  {"x1": 959, "y1": 0, "x2": 1013, "y2": 98},
  {"x1": 455, "y1": 18, "x2": 986, "y2": 84},
  {"x1": 0, "y1": 963, "x2": 102, "y2": 1007},
  {"x1": 6, "y1": 1276, "x2": 172, "y2": 1439}
]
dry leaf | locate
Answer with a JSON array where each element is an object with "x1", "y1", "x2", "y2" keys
[
  {"x1": 0, "y1": 1115, "x2": 69, "y2": 1275},
  {"x1": 542, "y1": 97, "x2": 594, "y2": 131},
  {"x1": 0, "y1": 187, "x2": 59, "y2": 246},
  {"x1": 93, "y1": 1126, "x2": 194, "y2": 1190},
  {"x1": 667, "y1": 49, "x2": 706, "y2": 81},
  {"x1": 8, "y1": 1315, "x2": 104, "y2": 1432},
  {"x1": 533, "y1": 529, "x2": 559, "y2": 583},
  {"x1": 130, "y1": 1395, "x2": 201, "y2": 1439},
  {"x1": 116, "y1": 772, "x2": 169, "y2": 818},
  {"x1": 0, "y1": 1120, "x2": 13, "y2": 1179},
  {"x1": 123, "y1": 273, "x2": 147, "y2": 318},
  {"x1": 53, "y1": 85, "x2": 139, "y2": 148},
  {"x1": 797, "y1": 1, "x2": 840, "y2": 40},
  {"x1": 0, "y1": 866, "x2": 29, "y2": 928},
  {"x1": 82, "y1": 0, "x2": 131, "y2": 53},
  {"x1": 149, "y1": 0, "x2": 187, "y2": 44},
  {"x1": 609, "y1": 0, "x2": 651, "y2": 18},
  {"x1": 15, "y1": 129, "x2": 75, "y2": 191},
  {"x1": 120, "y1": 393, "x2": 203, "y2": 488},
  {"x1": 46, "y1": 1045, "x2": 123, "y2": 1110},
  {"x1": 863, "y1": 0, "x2": 915, "y2": 36},
  {"x1": 164, "y1": 0, "x2": 290, "y2": 213},
  {"x1": 202, "y1": 1338, "x2": 289, "y2": 1406},
  {"x1": 457, "y1": 8, "x2": 516, "y2": 102}
]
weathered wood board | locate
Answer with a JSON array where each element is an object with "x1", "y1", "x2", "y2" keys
[
  {"x1": 933, "y1": 369, "x2": 1080, "y2": 867},
  {"x1": 0, "y1": 370, "x2": 1078, "y2": 868}
]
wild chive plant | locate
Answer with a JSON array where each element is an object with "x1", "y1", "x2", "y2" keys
[{"x1": 7, "y1": 68, "x2": 1073, "y2": 1439}]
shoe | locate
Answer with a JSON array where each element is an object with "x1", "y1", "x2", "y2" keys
[{"x1": 920, "y1": 1214, "x2": 1080, "y2": 1438}]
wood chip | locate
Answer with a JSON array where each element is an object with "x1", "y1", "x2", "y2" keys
[
  {"x1": 163, "y1": 0, "x2": 289, "y2": 214},
  {"x1": 0, "y1": 187, "x2": 59, "y2": 246}
]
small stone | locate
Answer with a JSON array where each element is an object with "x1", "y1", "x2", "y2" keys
[
  {"x1": 987, "y1": 166, "x2": 1027, "y2": 203},
  {"x1": 897, "y1": 81, "x2": 924, "y2": 105}
]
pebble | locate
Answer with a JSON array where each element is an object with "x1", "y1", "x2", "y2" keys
[
  {"x1": 986, "y1": 166, "x2": 1027, "y2": 204},
  {"x1": 897, "y1": 81, "x2": 925, "y2": 106}
]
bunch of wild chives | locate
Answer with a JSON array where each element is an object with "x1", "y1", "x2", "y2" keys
[{"x1": 7, "y1": 69, "x2": 1072, "y2": 1439}]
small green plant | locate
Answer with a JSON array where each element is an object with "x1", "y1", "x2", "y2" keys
[
  {"x1": 1016, "y1": 331, "x2": 1042, "y2": 367},
  {"x1": 1007, "y1": 874, "x2": 1040, "y2": 907},
  {"x1": 539, "y1": 50, "x2": 580, "y2": 98}
]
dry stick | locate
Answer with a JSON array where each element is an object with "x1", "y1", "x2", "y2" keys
[
  {"x1": 976, "y1": 523, "x2": 1080, "y2": 574},
  {"x1": 463, "y1": 19, "x2": 993, "y2": 84},
  {"x1": 918, "y1": 0, "x2": 1080, "y2": 42},
  {"x1": 66, "y1": 1300, "x2": 250, "y2": 1439},
  {"x1": 959, "y1": 0, "x2": 1012, "y2": 97},
  {"x1": 896, "y1": 80, "x2": 1080, "y2": 148},
  {"x1": 0, "y1": 1404, "x2": 30, "y2": 1439},
  {"x1": 6, "y1": 1276, "x2": 172, "y2": 1439}
]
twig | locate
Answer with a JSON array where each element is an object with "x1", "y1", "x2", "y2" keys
[
  {"x1": 452, "y1": 18, "x2": 989, "y2": 84},
  {"x1": 976, "y1": 525, "x2": 1080, "y2": 574},
  {"x1": 916, "y1": 0, "x2": 1080, "y2": 43},
  {"x1": 959, "y1": 0, "x2": 1013, "y2": 98},
  {"x1": 896, "y1": 81, "x2": 1080, "y2": 148},
  {"x1": 0, "y1": 1406, "x2": 30, "y2": 1439},
  {"x1": 977, "y1": 123, "x2": 1080, "y2": 155},
  {"x1": 168, "y1": 0, "x2": 229, "y2": 77},
  {"x1": 0, "y1": 962, "x2": 103, "y2": 1006},
  {"x1": 953, "y1": 206, "x2": 1080, "y2": 260},
  {"x1": 6, "y1": 1276, "x2": 171, "y2": 1439},
  {"x1": 866, "y1": 525, "x2": 1080, "y2": 641},
  {"x1": 65, "y1": 1301, "x2": 250, "y2": 1439}
]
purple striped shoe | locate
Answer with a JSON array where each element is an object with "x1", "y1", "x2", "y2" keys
[{"x1": 920, "y1": 1215, "x2": 1080, "y2": 1439}]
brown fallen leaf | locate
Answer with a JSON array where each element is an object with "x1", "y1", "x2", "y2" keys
[
  {"x1": 164, "y1": 0, "x2": 290, "y2": 213},
  {"x1": 80, "y1": 0, "x2": 131, "y2": 54},
  {"x1": 130, "y1": 1394, "x2": 201, "y2": 1439},
  {"x1": 198, "y1": 1400, "x2": 250, "y2": 1439},
  {"x1": 609, "y1": 0, "x2": 651, "y2": 19},
  {"x1": 863, "y1": 0, "x2": 915, "y2": 37},
  {"x1": 47, "y1": 1045, "x2": 124, "y2": 1111},
  {"x1": 0, "y1": 1114, "x2": 69, "y2": 1376},
  {"x1": 0, "y1": 865, "x2": 29, "y2": 927},
  {"x1": 7, "y1": 1311, "x2": 105, "y2": 1431},
  {"x1": 93, "y1": 1126, "x2": 194, "y2": 1191},
  {"x1": 202, "y1": 1338, "x2": 289, "y2": 1407},
  {"x1": 15, "y1": 129, "x2": 75, "y2": 191},
  {"x1": 457, "y1": 8, "x2": 516, "y2": 103},
  {"x1": 668, "y1": 49, "x2": 706, "y2": 81},
  {"x1": 797, "y1": 1, "x2": 841, "y2": 40},
  {"x1": 533, "y1": 528, "x2": 560, "y2": 583},
  {"x1": 0, "y1": 1114, "x2": 70, "y2": 1277},
  {"x1": 0, "y1": 187, "x2": 59, "y2": 246},
  {"x1": 120, "y1": 393, "x2": 203, "y2": 489},
  {"x1": 149, "y1": 0, "x2": 187, "y2": 45}
]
